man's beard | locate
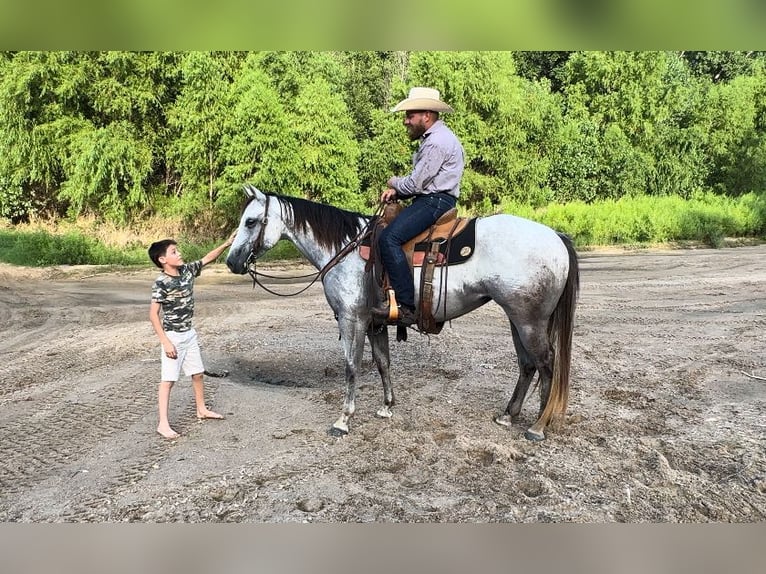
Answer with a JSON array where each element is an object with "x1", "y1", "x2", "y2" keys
[{"x1": 407, "y1": 124, "x2": 426, "y2": 140}]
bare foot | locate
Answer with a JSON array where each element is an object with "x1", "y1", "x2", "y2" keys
[
  {"x1": 196, "y1": 409, "x2": 224, "y2": 420},
  {"x1": 157, "y1": 426, "x2": 180, "y2": 439}
]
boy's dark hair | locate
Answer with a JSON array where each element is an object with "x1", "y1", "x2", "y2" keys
[{"x1": 148, "y1": 239, "x2": 177, "y2": 269}]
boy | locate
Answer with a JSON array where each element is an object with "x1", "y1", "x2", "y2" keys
[{"x1": 148, "y1": 232, "x2": 236, "y2": 439}]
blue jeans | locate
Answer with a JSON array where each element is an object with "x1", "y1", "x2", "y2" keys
[{"x1": 378, "y1": 193, "x2": 457, "y2": 309}]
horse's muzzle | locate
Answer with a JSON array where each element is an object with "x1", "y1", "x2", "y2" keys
[{"x1": 226, "y1": 254, "x2": 248, "y2": 275}]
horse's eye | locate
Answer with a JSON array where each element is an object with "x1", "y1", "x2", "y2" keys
[{"x1": 245, "y1": 218, "x2": 258, "y2": 229}]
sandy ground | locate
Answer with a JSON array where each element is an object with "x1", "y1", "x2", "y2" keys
[{"x1": 0, "y1": 245, "x2": 765, "y2": 523}]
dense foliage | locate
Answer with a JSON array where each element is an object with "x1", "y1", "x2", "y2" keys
[{"x1": 1, "y1": 51, "x2": 765, "y2": 240}]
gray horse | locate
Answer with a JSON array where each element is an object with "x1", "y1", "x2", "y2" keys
[{"x1": 226, "y1": 185, "x2": 579, "y2": 440}]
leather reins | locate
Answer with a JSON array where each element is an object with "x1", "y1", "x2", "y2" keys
[{"x1": 246, "y1": 198, "x2": 384, "y2": 297}]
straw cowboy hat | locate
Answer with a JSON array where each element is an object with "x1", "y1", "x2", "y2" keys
[{"x1": 390, "y1": 87, "x2": 454, "y2": 113}]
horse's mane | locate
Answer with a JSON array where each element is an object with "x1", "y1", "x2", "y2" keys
[{"x1": 269, "y1": 193, "x2": 370, "y2": 252}]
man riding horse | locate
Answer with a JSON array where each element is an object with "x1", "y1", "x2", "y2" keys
[{"x1": 372, "y1": 87, "x2": 465, "y2": 327}]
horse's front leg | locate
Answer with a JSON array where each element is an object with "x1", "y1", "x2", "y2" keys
[
  {"x1": 367, "y1": 325, "x2": 394, "y2": 419},
  {"x1": 330, "y1": 317, "x2": 368, "y2": 436}
]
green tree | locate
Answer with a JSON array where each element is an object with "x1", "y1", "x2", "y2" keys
[
  {"x1": 556, "y1": 51, "x2": 711, "y2": 200},
  {"x1": 166, "y1": 52, "x2": 240, "y2": 211},
  {"x1": 683, "y1": 51, "x2": 766, "y2": 82},
  {"x1": 513, "y1": 51, "x2": 572, "y2": 92},
  {"x1": 562, "y1": 51, "x2": 669, "y2": 150},
  {"x1": 255, "y1": 51, "x2": 344, "y2": 101},
  {"x1": 0, "y1": 51, "x2": 172, "y2": 221},
  {"x1": 704, "y1": 69, "x2": 766, "y2": 195},
  {"x1": 289, "y1": 77, "x2": 361, "y2": 209},
  {"x1": 58, "y1": 120, "x2": 153, "y2": 220},
  {"x1": 217, "y1": 54, "x2": 302, "y2": 215},
  {"x1": 334, "y1": 51, "x2": 409, "y2": 141},
  {"x1": 3, "y1": 50, "x2": 766, "y2": 232},
  {"x1": 546, "y1": 84, "x2": 606, "y2": 203},
  {"x1": 0, "y1": 52, "x2": 87, "y2": 219},
  {"x1": 648, "y1": 54, "x2": 709, "y2": 198}
]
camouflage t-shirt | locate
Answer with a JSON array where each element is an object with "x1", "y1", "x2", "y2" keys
[{"x1": 151, "y1": 260, "x2": 204, "y2": 332}]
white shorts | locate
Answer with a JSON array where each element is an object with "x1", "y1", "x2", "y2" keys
[{"x1": 160, "y1": 328, "x2": 205, "y2": 382}]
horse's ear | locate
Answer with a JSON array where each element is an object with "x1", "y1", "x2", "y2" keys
[{"x1": 243, "y1": 184, "x2": 261, "y2": 199}]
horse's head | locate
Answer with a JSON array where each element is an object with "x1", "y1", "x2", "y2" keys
[{"x1": 226, "y1": 184, "x2": 281, "y2": 275}]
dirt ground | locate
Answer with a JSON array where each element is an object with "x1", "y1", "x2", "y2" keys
[{"x1": 1, "y1": 244, "x2": 765, "y2": 523}]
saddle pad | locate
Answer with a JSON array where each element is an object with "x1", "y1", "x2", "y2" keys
[
  {"x1": 359, "y1": 216, "x2": 477, "y2": 267},
  {"x1": 413, "y1": 217, "x2": 477, "y2": 266}
]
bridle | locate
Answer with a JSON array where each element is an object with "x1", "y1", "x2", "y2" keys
[
  {"x1": 244, "y1": 195, "x2": 384, "y2": 297},
  {"x1": 245, "y1": 193, "x2": 319, "y2": 296}
]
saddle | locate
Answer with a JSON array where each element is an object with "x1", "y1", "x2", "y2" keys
[{"x1": 361, "y1": 204, "x2": 477, "y2": 336}]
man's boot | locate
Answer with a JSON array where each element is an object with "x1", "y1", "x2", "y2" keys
[{"x1": 371, "y1": 303, "x2": 416, "y2": 326}]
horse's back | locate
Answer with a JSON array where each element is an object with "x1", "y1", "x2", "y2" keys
[
  {"x1": 475, "y1": 213, "x2": 570, "y2": 270},
  {"x1": 418, "y1": 213, "x2": 571, "y2": 321}
]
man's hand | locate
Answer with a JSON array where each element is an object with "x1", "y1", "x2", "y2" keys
[{"x1": 380, "y1": 188, "x2": 397, "y2": 203}]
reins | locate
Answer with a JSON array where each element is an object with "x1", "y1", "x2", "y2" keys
[
  {"x1": 247, "y1": 257, "x2": 323, "y2": 297},
  {"x1": 246, "y1": 200, "x2": 384, "y2": 297}
]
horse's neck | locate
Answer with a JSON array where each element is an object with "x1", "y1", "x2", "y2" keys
[
  {"x1": 281, "y1": 210, "x2": 368, "y2": 271},
  {"x1": 285, "y1": 229, "x2": 335, "y2": 270}
]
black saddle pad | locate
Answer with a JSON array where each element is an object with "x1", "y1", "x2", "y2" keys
[{"x1": 414, "y1": 217, "x2": 477, "y2": 265}]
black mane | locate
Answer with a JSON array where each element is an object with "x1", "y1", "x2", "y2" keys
[{"x1": 271, "y1": 193, "x2": 370, "y2": 252}]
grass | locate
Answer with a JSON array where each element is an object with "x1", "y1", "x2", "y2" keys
[
  {"x1": 498, "y1": 191, "x2": 766, "y2": 248},
  {"x1": 1, "y1": 192, "x2": 764, "y2": 267},
  {"x1": 0, "y1": 213, "x2": 301, "y2": 267},
  {"x1": 0, "y1": 229, "x2": 145, "y2": 266}
]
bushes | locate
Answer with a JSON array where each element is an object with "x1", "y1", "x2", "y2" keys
[
  {"x1": 0, "y1": 225, "x2": 301, "y2": 267},
  {"x1": 525, "y1": 192, "x2": 766, "y2": 247},
  {"x1": 0, "y1": 229, "x2": 146, "y2": 266},
  {"x1": 0, "y1": 190, "x2": 764, "y2": 267}
]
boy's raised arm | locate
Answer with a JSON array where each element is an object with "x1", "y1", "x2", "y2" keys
[{"x1": 201, "y1": 231, "x2": 237, "y2": 267}]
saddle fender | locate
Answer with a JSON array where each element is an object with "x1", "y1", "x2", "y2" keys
[{"x1": 361, "y1": 207, "x2": 478, "y2": 334}]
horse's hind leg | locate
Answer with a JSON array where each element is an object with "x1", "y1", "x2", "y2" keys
[
  {"x1": 367, "y1": 326, "x2": 395, "y2": 419},
  {"x1": 523, "y1": 328, "x2": 555, "y2": 441},
  {"x1": 494, "y1": 323, "x2": 537, "y2": 428},
  {"x1": 497, "y1": 318, "x2": 555, "y2": 441}
]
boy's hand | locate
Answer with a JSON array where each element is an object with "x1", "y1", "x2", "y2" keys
[
  {"x1": 163, "y1": 342, "x2": 177, "y2": 359},
  {"x1": 201, "y1": 232, "x2": 237, "y2": 266}
]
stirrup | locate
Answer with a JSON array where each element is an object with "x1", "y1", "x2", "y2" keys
[{"x1": 385, "y1": 289, "x2": 400, "y2": 322}]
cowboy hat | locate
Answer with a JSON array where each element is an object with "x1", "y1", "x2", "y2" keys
[{"x1": 390, "y1": 87, "x2": 454, "y2": 113}]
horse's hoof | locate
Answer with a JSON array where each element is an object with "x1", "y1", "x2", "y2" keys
[
  {"x1": 524, "y1": 429, "x2": 545, "y2": 441},
  {"x1": 376, "y1": 406, "x2": 393, "y2": 419},
  {"x1": 329, "y1": 425, "x2": 348, "y2": 437},
  {"x1": 494, "y1": 414, "x2": 513, "y2": 428}
]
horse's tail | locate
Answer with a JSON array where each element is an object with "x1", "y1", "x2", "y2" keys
[{"x1": 539, "y1": 233, "x2": 580, "y2": 429}]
